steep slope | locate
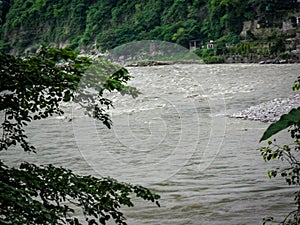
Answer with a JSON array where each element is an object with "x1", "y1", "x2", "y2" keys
[{"x1": 0, "y1": 0, "x2": 298, "y2": 54}]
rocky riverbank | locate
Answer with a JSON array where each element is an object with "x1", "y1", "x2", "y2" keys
[
  {"x1": 122, "y1": 54, "x2": 300, "y2": 66},
  {"x1": 230, "y1": 93, "x2": 300, "y2": 122},
  {"x1": 125, "y1": 60, "x2": 202, "y2": 67},
  {"x1": 225, "y1": 54, "x2": 300, "y2": 64}
]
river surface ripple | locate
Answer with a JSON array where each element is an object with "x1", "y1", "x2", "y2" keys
[{"x1": 1, "y1": 64, "x2": 300, "y2": 225}]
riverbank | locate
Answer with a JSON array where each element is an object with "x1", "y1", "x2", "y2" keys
[
  {"x1": 125, "y1": 60, "x2": 202, "y2": 67},
  {"x1": 230, "y1": 93, "x2": 300, "y2": 122},
  {"x1": 122, "y1": 54, "x2": 300, "y2": 66},
  {"x1": 200, "y1": 51, "x2": 300, "y2": 64},
  {"x1": 224, "y1": 54, "x2": 300, "y2": 64}
]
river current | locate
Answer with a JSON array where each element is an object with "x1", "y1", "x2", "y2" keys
[{"x1": 1, "y1": 63, "x2": 300, "y2": 224}]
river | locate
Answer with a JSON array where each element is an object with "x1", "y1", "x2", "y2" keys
[{"x1": 1, "y1": 63, "x2": 299, "y2": 224}]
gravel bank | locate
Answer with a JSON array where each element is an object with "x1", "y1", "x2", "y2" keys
[{"x1": 230, "y1": 93, "x2": 300, "y2": 122}]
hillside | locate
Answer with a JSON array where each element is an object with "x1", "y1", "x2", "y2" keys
[{"x1": 0, "y1": 0, "x2": 299, "y2": 54}]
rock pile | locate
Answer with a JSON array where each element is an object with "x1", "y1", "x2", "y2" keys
[{"x1": 231, "y1": 93, "x2": 300, "y2": 122}]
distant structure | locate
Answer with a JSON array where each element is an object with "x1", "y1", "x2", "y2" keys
[
  {"x1": 189, "y1": 40, "x2": 217, "y2": 51},
  {"x1": 189, "y1": 40, "x2": 202, "y2": 51},
  {"x1": 206, "y1": 40, "x2": 215, "y2": 49}
]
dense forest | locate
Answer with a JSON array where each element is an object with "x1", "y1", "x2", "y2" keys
[{"x1": 0, "y1": 0, "x2": 299, "y2": 54}]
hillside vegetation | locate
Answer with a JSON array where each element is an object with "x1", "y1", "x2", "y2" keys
[{"x1": 0, "y1": 0, "x2": 299, "y2": 54}]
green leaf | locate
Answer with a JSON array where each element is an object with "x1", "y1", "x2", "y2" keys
[
  {"x1": 0, "y1": 46, "x2": 160, "y2": 225},
  {"x1": 260, "y1": 107, "x2": 300, "y2": 142}
]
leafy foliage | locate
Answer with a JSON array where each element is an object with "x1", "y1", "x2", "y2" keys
[
  {"x1": 0, "y1": 46, "x2": 159, "y2": 224},
  {"x1": 259, "y1": 76, "x2": 300, "y2": 225},
  {"x1": 2, "y1": 0, "x2": 298, "y2": 53},
  {"x1": 0, "y1": 162, "x2": 160, "y2": 225},
  {"x1": 260, "y1": 76, "x2": 300, "y2": 142},
  {"x1": 260, "y1": 126, "x2": 300, "y2": 225},
  {"x1": 260, "y1": 107, "x2": 300, "y2": 142},
  {"x1": 0, "y1": 46, "x2": 139, "y2": 152},
  {"x1": 293, "y1": 76, "x2": 300, "y2": 91},
  {"x1": 0, "y1": 46, "x2": 88, "y2": 152},
  {"x1": 202, "y1": 55, "x2": 225, "y2": 64}
]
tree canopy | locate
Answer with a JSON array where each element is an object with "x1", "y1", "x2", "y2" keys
[
  {"x1": 1, "y1": 0, "x2": 299, "y2": 53},
  {"x1": 0, "y1": 46, "x2": 160, "y2": 224}
]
